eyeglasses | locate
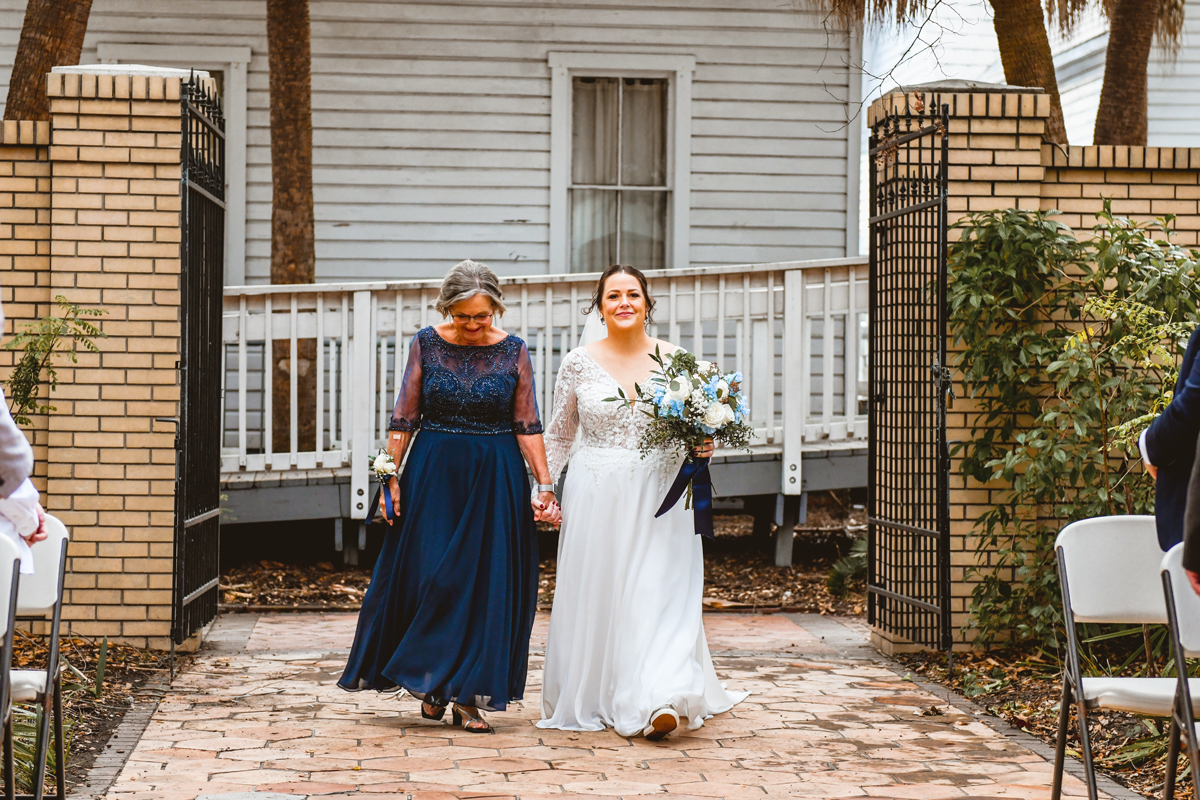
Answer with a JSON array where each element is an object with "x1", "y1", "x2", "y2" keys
[{"x1": 450, "y1": 313, "x2": 494, "y2": 324}]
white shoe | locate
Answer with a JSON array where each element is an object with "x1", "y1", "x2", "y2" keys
[{"x1": 643, "y1": 706, "x2": 679, "y2": 741}]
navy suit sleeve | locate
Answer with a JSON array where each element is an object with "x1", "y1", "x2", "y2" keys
[{"x1": 1147, "y1": 327, "x2": 1200, "y2": 470}]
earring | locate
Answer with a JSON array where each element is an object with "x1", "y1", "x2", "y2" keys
[{"x1": 601, "y1": 317, "x2": 607, "y2": 326}]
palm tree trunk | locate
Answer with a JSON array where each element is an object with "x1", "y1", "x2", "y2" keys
[
  {"x1": 1093, "y1": 0, "x2": 1160, "y2": 145},
  {"x1": 4, "y1": 0, "x2": 92, "y2": 120},
  {"x1": 267, "y1": 0, "x2": 317, "y2": 453},
  {"x1": 988, "y1": 0, "x2": 1069, "y2": 144}
]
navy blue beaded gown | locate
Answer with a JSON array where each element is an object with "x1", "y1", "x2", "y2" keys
[{"x1": 338, "y1": 326, "x2": 542, "y2": 711}]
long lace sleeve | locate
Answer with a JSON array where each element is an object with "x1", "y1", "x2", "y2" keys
[
  {"x1": 544, "y1": 353, "x2": 580, "y2": 483},
  {"x1": 512, "y1": 341, "x2": 543, "y2": 434},
  {"x1": 389, "y1": 333, "x2": 423, "y2": 431}
]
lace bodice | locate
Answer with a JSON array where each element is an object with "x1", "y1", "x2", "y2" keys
[
  {"x1": 545, "y1": 347, "x2": 675, "y2": 482},
  {"x1": 389, "y1": 326, "x2": 543, "y2": 436}
]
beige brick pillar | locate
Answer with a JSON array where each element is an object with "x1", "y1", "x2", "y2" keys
[{"x1": 45, "y1": 67, "x2": 186, "y2": 649}]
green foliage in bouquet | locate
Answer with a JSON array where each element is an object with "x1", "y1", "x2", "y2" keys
[
  {"x1": 950, "y1": 201, "x2": 1200, "y2": 648},
  {"x1": 608, "y1": 346, "x2": 753, "y2": 458}
]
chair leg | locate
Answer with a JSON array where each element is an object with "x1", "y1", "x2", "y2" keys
[
  {"x1": 1051, "y1": 679, "x2": 1071, "y2": 800},
  {"x1": 1166, "y1": 717, "x2": 1181, "y2": 800},
  {"x1": 30, "y1": 695, "x2": 50, "y2": 800},
  {"x1": 1182, "y1": 709, "x2": 1200, "y2": 800},
  {"x1": 1075, "y1": 696, "x2": 1099, "y2": 800},
  {"x1": 3, "y1": 715, "x2": 13, "y2": 800},
  {"x1": 51, "y1": 679, "x2": 63, "y2": 800}
]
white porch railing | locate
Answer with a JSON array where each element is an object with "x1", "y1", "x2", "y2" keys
[{"x1": 221, "y1": 256, "x2": 869, "y2": 519}]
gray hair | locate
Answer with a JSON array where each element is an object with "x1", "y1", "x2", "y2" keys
[{"x1": 435, "y1": 259, "x2": 507, "y2": 317}]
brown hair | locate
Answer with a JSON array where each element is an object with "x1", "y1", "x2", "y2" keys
[{"x1": 585, "y1": 264, "x2": 656, "y2": 325}]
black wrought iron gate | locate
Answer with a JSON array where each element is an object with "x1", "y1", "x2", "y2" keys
[
  {"x1": 867, "y1": 94, "x2": 952, "y2": 652},
  {"x1": 171, "y1": 77, "x2": 225, "y2": 646}
]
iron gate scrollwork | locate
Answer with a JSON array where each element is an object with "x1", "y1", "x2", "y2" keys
[
  {"x1": 867, "y1": 94, "x2": 952, "y2": 652},
  {"x1": 172, "y1": 77, "x2": 225, "y2": 646}
]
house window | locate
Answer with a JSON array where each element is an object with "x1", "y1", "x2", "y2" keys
[
  {"x1": 570, "y1": 77, "x2": 668, "y2": 273},
  {"x1": 549, "y1": 52, "x2": 694, "y2": 274}
]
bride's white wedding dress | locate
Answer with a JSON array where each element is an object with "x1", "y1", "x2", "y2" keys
[{"x1": 537, "y1": 346, "x2": 748, "y2": 735}]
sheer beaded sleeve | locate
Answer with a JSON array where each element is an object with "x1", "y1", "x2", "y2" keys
[
  {"x1": 545, "y1": 352, "x2": 581, "y2": 482},
  {"x1": 388, "y1": 333, "x2": 423, "y2": 432},
  {"x1": 512, "y1": 341, "x2": 543, "y2": 435}
]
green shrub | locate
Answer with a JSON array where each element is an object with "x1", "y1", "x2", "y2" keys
[{"x1": 949, "y1": 201, "x2": 1200, "y2": 648}]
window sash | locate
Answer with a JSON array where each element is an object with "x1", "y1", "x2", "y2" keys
[{"x1": 570, "y1": 76, "x2": 668, "y2": 271}]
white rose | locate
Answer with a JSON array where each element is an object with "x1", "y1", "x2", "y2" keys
[
  {"x1": 703, "y1": 401, "x2": 728, "y2": 428},
  {"x1": 715, "y1": 379, "x2": 729, "y2": 400},
  {"x1": 696, "y1": 360, "x2": 714, "y2": 375},
  {"x1": 722, "y1": 403, "x2": 736, "y2": 423},
  {"x1": 666, "y1": 377, "x2": 690, "y2": 402},
  {"x1": 373, "y1": 453, "x2": 390, "y2": 471}
]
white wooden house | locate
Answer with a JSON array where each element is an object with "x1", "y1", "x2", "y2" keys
[
  {"x1": 0, "y1": 0, "x2": 864, "y2": 287},
  {"x1": 0, "y1": 1, "x2": 873, "y2": 564}
]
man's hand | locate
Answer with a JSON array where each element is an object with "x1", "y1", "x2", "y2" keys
[
  {"x1": 1147, "y1": 463, "x2": 1158, "y2": 481},
  {"x1": 23, "y1": 503, "x2": 48, "y2": 545},
  {"x1": 1187, "y1": 568, "x2": 1200, "y2": 598}
]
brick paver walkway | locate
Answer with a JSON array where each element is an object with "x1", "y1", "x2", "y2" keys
[{"x1": 97, "y1": 612, "x2": 1109, "y2": 800}]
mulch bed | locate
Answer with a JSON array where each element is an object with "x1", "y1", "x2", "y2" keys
[
  {"x1": 222, "y1": 560, "x2": 370, "y2": 609},
  {"x1": 222, "y1": 491, "x2": 868, "y2": 616},
  {"x1": 13, "y1": 632, "x2": 171, "y2": 791},
  {"x1": 896, "y1": 648, "x2": 1182, "y2": 799}
]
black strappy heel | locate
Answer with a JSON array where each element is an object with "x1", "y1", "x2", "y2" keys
[
  {"x1": 421, "y1": 700, "x2": 447, "y2": 721},
  {"x1": 452, "y1": 703, "x2": 493, "y2": 733}
]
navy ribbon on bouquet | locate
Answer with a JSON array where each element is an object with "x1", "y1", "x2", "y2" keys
[
  {"x1": 365, "y1": 476, "x2": 399, "y2": 526},
  {"x1": 655, "y1": 456, "x2": 714, "y2": 539}
]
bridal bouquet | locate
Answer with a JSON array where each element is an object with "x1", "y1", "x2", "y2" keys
[
  {"x1": 608, "y1": 348, "x2": 753, "y2": 537},
  {"x1": 609, "y1": 347, "x2": 753, "y2": 456},
  {"x1": 366, "y1": 449, "x2": 400, "y2": 525}
]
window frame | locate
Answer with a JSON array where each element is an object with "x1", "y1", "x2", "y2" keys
[{"x1": 548, "y1": 52, "x2": 695, "y2": 274}]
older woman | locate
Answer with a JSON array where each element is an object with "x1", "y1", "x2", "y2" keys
[{"x1": 339, "y1": 260, "x2": 559, "y2": 733}]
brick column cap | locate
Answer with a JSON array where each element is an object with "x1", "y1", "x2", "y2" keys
[
  {"x1": 47, "y1": 65, "x2": 216, "y2": 102},
  {"x1": 869, "y1": 83, "x2": 1050, "y2": 127}
]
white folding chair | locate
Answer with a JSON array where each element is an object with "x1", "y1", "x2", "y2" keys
[
  {"x1": 1159, "y1": 543, "x2": 1200, "y2": 799},
  {"x1": 0, "y1": 536, "x2": 22, "y2": 800},
  {"x1": 3, "y1": 517, "x2": 67, "y2": 800},
  {"x1": 1054, "y1": 515, "x2": 1183, "y2": 800}
]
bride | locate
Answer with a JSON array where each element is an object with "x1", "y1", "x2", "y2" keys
[{"x1": 538, "y1": 264, "x2": 748, "y2": 740}]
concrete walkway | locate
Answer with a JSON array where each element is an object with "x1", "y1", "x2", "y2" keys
[{"x1": 93, "y1": 612, "x2": 1114, "y2": 800}]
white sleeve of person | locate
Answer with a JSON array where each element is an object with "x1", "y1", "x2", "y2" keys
[
  {"x1": 1139, "y1": 429, "x2": 1152, "y2": 467},
  {"x1": 0, "y1": 478, "x2": 38, "y2": 574}
]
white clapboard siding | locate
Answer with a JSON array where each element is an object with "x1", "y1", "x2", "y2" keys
[
  {"x1": 0, "y1": 0, "x2": 853, "y2": 280},
  {"x1": 1148, "y1": 0, "x2": 1200, "y2": 147}
]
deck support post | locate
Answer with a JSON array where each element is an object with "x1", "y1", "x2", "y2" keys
[{"x1": 774, "y1": 493, "x2": 807, "y2": 567}]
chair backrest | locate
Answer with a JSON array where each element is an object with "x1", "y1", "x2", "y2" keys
[
  {"x1": 16, "y1": 515, "x2": 68, "y2": 616},
  {"x1": 0, "y1": 536, "x2": 20, "y2": 638},
  {"x1": 1055, "y1": 515, "x2": 1166, "y2": 624},
  {"x1": 1161, "y1": 543, "x2": 1200, "y2": 656}
]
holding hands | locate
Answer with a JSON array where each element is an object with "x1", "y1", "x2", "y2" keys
[{"x1": 533, "y1": 491, "x2": 561, "y2": 528}]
